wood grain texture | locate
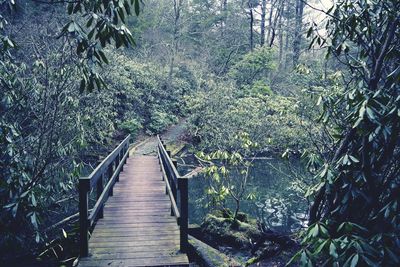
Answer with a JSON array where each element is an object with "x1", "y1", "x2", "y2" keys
[{"x1": 78, "y1": 156, "x2": 189, "y2": 267}]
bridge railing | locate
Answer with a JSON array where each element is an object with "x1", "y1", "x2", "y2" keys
[
  {"x1": 157, "y1": 135, "x2": 188, "y2": 252},
  {"x1": 78, "y1": 135, "x2": 131, "y2": 257}
]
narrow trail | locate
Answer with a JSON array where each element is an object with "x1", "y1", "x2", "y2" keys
[{"x1": 132, "y1": 120, "x2": 187, "y2": 156}]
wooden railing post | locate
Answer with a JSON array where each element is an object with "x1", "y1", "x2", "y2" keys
[
  {"x1": 96, "y1": 173, "x2": 104, "y2": 219},
  {"x1": 95, "y1": 159, "x2": 104, "y2": 219},
  {"x1": 108, "y1": 164, "x2": 114, "y2": 196},
  {"x1": 172, "y1": 159, "x2": 178, "y2": 169},
  {"x1": 178, "y1": 177, "x2": 189, "y2": 253},
  {"x1": 158, "y1": 135, "x2": 189, "y2": 252},
  {"x1": 120, "y1": 150, "x2": 124, "y2": 172},
  {"x1": 161, "y1": 149, "x2": 165, "y2": 179},
  {"x1": 79, "y1": 178, "x2": 90, "y2": 257},
  {"x1": 115, "y1": 153, "x2": 121, "y2": 182},
  {"x1": 172, "y1": 160, "x2": 179, "y2": 217},
  {"x1": 126, "y1": 143, "x2": 129, "y2": 160},
  {"x1": 171, "y1": 172, "x2": 178, "y2": 217},
  {"x1": 163, "y1": 142, "x2": 167, "y2": 151}
]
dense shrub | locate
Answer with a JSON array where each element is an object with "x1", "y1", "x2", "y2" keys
[{"x1": 186, "y1": 82, "x2": 315, "y2": 153}]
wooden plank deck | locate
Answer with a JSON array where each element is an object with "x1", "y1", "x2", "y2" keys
[{"x1": 78, "y1": 156, "x2": 189, "y2": 267}]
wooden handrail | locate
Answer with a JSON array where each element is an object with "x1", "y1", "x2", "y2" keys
[
  {"x1": 88, "y1": 148, "x2": 129, "y2": 225},
  {"x1": 79, "y1": 135, "x2": 131, "y2": 257},
  {"x1": 157, "y1": 135, "x2": 189, "y2": 253},
  {"x1": 157, "y1": 136, "x2": 180, "y2": 181},
  {"x1": 158, "y1": 148, "x2": 180, "y2": 220}
]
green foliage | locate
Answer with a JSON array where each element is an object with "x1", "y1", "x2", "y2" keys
[
  {"x1": 0, "y1": 14, "x2": 15, "y2": 54},
  {"x1": 148, "y1": 110, "x2": 179, "y2": 134},
  {"x1": 296, "y1": 0, "x2": 400, "y2": 266},
  {"x1": 186, "y1": 82, "x2": 313, "y2": 153},
  {"x1": 1, "y1": 48, "x2": 114, "y2": 254},
  {"x1": 0, "y1": 5, "x2": 191, "y2": 259},
  {"x1": 120, "y1": 118, "x2": 142, "y2": 137},
  {"x1": 104, "y1": 52, "x2": 184, "y2": 135},
  {"x1": 197, "y1": 133, "x2": 257, "y2": 221},
  {"x1": 62, "y1": 0, "x2": 141, "y2": 92},
  {"x1": 229, "y1": 46, "x2": 276, "y2": 90},
  {"x1": 290, "y1": 221, "x2": 398, "y2": 267},
  {"x1": 250, "y1": 80, "x2": 273, "y2": 96},
  {"x1": 2, "y1": 0, "x2": 141, "y2": 92},
  {"x1": 1, "y1": 0, "x2": 398, "y2": 265}
]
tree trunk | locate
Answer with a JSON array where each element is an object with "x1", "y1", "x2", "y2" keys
[
  {"x1": 169, "y1": 0, "x2": 183, "y2": 85},
  {"x1": 221, "y1": 0, "x2": 228, "y2": 36},
  {"x1": 292, "y1": 0, "x2": 304, "y2": 66},
  {"x1": 249, "y1": 6, "x2": 254, "y2": 51},
  {"x1": 268, "y1": 0, "x2": 283, "y2": 47},
  {"x1": 234, "y1": 199, "x2": 240, "y2": 221},
  {"x1": 284, "y1": 0, "x2": 291, "y2": 69},
  {"x1": 278, "y1": 1, "x2": 285, "y2": 68},
  {"x1": 260, "y1": 0, "x2": 267, "y2": 46},
  {"x1": 266, "y1": 0, "x2": 275, "y2": 45}
]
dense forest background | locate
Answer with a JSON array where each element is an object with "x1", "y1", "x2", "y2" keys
[{"x1": 1, "y1": 0, "x2": 399, "y2": 266}]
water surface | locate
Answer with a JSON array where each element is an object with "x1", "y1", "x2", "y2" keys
[{"x1": 178, "y1": 155, "x2": 311, "y2": 233}]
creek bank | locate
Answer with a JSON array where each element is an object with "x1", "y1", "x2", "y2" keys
[
  {"x1": 193, "y1": 210, "x2": 298, "y2": 266},
  {"x1": 188, "y1": 235, "x2": 241, "y2": 267},
  {"x1": 161, "y1": 123, "x2": 304, "y2": 265}
]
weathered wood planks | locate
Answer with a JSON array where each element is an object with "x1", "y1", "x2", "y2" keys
[{"x1": 78, "y1": 156, "x2": 189, "y2": 267}]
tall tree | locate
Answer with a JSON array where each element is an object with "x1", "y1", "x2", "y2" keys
[
  {"x1": 260, "y1": 0, "x2": 267, "y2": 46},
  {"x1": 284, "y1": 0, "x2": 293, "y2": 69},
  {"x1": 247, "y1": 0, "x2": 259, "y2": 51},
  {"x1": 268, "y1": 0, "x2": 283, "y2": 47},
  {"x1": 292, "y1": 0, "x2": 304, "y2": 66},
  {"x1": 169, "y1": 0, "x2": 184, "y2": 84},
  {"x1": 266, "y1": 0, "x2": 275, "y2": 45},
  {"x1": 221, "y1": 0, "x2": 228, "y2": 36},
  {"x1": 277, "y1": 0, "x2": 285, "y2": 67}
]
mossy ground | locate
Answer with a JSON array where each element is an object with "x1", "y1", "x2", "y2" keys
[{"x1": 200, "y1": 210, "x2": 297, "y2": 266}]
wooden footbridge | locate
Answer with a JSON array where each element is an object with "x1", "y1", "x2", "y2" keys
[{"x1": 77, "y1": 135, "x2": 190, "y2": 266}]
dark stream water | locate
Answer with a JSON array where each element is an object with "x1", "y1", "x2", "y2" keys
[{"x1": 178, "y1": 155, "x2": 311, "y2": 233}]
